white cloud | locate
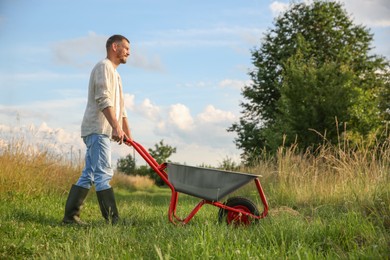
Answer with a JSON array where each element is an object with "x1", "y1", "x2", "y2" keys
[
  {"x1": 168, "y1": 142, "x2": 240, "y2": 166},
  {"x1": 51, "y1": 32, "x2": 165, "y2": 71},
  {"x1": 29, "y1": 98, "x2": 85, "y2": 110},
  {"x1": 177, "y1": 81, "x2": 212, "y2": 89},
  {"x1": 0, "y1": 122, "x2": 85, "y2": 163},
  {"x1": 0, "y1": 71, "x2": 86, "y2": 82},
  {"x1": 168, "y1": 104, "x2": 194, "y2": 131},
  {"x1": 0, "y1": 94, "x2": 241, "y2": 167},
  {"x1": 341, "y1": 0, "x2": 390, "y2": 27},
  {"x1": 51, "y1": 31, "x2": 106, "y2": 68},
  {"x1": 124, "y1": 93, "x2": 135, "y2": 111},
  {"x1": 129, "y1": 46, "x2": 165, "y2": 72},
  {"x1": 219, "y1": 79, "x2": 253, "y2": 90},
  {"x1": 0, "y1": 106, "x2": 48, "y2": 122},
  {"x1": 270, "y1": 1, "x2": 289, "y2": 16},
  {"x1": 148, "y1": 103, "x2": 239, "y2": 165},
  {"x1": 143, "y1": 26, "x2": 264, "y2": 48},
  {"x1": 139, "y1": 98, "x2": 161, "y2": 121},
  {"x1": 0, "y1": 97, "x2": 86, "y2": 134},
  {"x1": 146, "y1": 101, "x2": 237, "y2": 152},
  {"x1": 269, "y1": 1, "x2": 390, "y2": 27},
  {"x1": 124, "y1": 95, "x2": 237, "y2": 150},
  {"x1": 266, "y1": 0, "x2": 390, "y2": 58},
  {"x1": 197, "y1": 105, "x2": 235, "y2": 124}
]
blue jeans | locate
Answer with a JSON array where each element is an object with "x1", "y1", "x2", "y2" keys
[{"x1": 76, "y1": 134, "x2": 113, "y2": 191}]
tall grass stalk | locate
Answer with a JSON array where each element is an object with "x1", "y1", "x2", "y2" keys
[
  {"x1": 244, "y1": 135, "x2": 390, "y2": 232},
  {"x1": 0, "y1": 139, "x2": 153, "y2": 197},
  {"x1": 0, "y1": 140, "x2": 81, "y2": 196}
]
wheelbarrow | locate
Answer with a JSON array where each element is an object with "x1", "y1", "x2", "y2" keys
[{"x1": 126, "y1": 139, "x2": 269, "y2": 225}]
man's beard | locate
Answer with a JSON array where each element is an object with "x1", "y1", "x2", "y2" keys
[{"x1": 117, "y1": 51, "x2": 128, "y2": 64}]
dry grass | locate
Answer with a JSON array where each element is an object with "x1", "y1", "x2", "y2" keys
[
  {"x1": 111, "y1": 173, "x2": 155, "y2": 190},
  {"x1": 1, "y1": 136, "x2": 389, "y2": 219},
  {"x1": 0, "y1": 145, "x2": 80, "y2": 197},
  {"x1": 275, "y1": 139, "x2": 389, "y2": 203},
  {"x1": 240, "y1": 135, "x2": 390, "y2": 230},
  {"x1": 0, "y1": 140, "x2": 154, "y2": 197},
  {"x1": 1, "y1": 133, "x2": 389, "y2": 259}
]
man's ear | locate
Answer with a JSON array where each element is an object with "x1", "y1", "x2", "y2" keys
[{"x1": 112, "y1": 42, "x2": 118, "y2": 52}]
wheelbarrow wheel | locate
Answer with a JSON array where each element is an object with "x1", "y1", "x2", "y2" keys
[{"x1": 218, "y1": 196, "x2": 260, "y2": 225}]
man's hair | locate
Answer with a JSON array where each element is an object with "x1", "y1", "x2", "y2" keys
[{"x1": 106, "y1": 35, "x2": 130, "y2": 51}]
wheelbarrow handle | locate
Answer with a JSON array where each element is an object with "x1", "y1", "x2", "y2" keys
[
  {"x1": 123, "y1": 138, "x2": 154, "y2": 164},
  {"x1": 124, "y1": 138, "x2": 174, "y2": 189},
  {"x1": 123, "y1": 138, "x2": 166, "y2": 175},
  {"x1": 123, "y1": 137, "x2": 131, "y2": 144},
  {"x1": 123, "y1": 137, "x2": 139, "y2": 150}
]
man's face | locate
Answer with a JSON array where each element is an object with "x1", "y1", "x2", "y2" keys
[{"x1": 115, "y1": 39, "x2": 130, "y2": 64}]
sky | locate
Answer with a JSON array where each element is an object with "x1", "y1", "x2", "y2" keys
[{"x1": 0, "y1": 0, "x2": 389, "y2": 167}]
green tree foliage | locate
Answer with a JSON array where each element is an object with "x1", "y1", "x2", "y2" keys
[
  {"x1": 229, "y1": 1, "x2": 390, "y2": 164},
  {"x1": 116, "y1": 154, "x2": 136, "y2": 175},
  {"x1": 271, "y1": 46, "x2": 357, "y2": 148},
  {"x1": 148, "y1": 139, "x2": 177, "y2": 164},
  {"x1": 148, "y1": 140, "x2": 177, "y2": 185}
]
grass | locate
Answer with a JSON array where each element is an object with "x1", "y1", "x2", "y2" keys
[{"x1": 0, "y1": 138, "x2": 389, "y2": 259}]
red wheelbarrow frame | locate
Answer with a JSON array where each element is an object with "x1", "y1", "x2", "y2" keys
[{"x1": 126, "y1": 140, "x2": 269, "y2": 225}]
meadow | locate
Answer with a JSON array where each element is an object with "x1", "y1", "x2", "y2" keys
[{"x1": 0, "y1": 137, "x2": 389, "y2": 259}]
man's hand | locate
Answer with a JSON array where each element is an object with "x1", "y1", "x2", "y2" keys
[
  {"x1": 112, "y1": 125, "x2": 125, "y2": 144},
  {"x1": 102, "y1": 107, "x2": 126, "y2": 144}
]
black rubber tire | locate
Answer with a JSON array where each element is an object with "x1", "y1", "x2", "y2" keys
[{"x1": 218, "y1": 196, "x2": 260, "y2": 225}]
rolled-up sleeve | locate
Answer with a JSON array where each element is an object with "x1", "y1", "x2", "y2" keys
[{"x1": 94, "y1": 63, "x2": 113, "y2": 111}]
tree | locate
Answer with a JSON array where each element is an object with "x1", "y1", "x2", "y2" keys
[
  {"x1": 116, "y1": 139, "x2": 177, "y2": 186},
  {"x1": 229, "y1": 1, "x2": 390, "y2": 164},
  {"x1": 147, "y1": 140, "x2": 177, "y2": 185},
  {"x1": 148, "y1": 139, "x2": 177, "y2": 164},
  {"x1": 116, "y1": 154, "x2": 136, "y2": 175},
  {"x1": 271, "y1": 44, "x2": 357, "y2": 148}
]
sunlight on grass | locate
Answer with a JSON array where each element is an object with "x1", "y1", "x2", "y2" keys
[
  {"x1": 0, "y1": 136, "x2": 389, "y2": 258},
  {"x1": 111, "y1": 173, "x2": 155, "y2": 191}
]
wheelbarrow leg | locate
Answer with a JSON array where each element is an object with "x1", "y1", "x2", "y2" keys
[
  {"x1": 255, "y1": 178, "x2": 269, "y2": 218},
  {"x1": 181, "y1": 200, "x2": 207, "y2": 224},
  {"x1": 168, "y1": 190, "x2": 207, "y2": 225},
  {"x1": 168, "y1": 190, "x2": 181, "y2": 224},
  {"x1": 172, "y1": 192, "x2": 184, "y2": 222}
]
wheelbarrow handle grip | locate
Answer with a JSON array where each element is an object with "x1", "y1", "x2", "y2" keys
[{"x1": 123, "y1": 137, "x2": 134, "y2": 145}]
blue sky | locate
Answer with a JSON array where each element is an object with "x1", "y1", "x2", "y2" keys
[{"x1": 0, "y1": 0, "x2": 389, "y2": 166}]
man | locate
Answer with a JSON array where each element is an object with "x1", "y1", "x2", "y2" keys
[{"x1": 63, "y1": 35, "x2": 132, "y2": 225}]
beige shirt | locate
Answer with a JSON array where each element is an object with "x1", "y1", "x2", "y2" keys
[{"x1": 81, "y1": 58, "x2": 128, "y2": 138}]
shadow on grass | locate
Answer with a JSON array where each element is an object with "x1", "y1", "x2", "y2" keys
[
  {"x1": 3, "y1": 188, "x2": 224, "y2": 228},
  {"x1": 7, "y1": 206, "x2": 160, "y2": 229},
  {"x1": 115, "y1": 187, "x2": 206, "y2": 206},
  {"x1": 7, "y1": 208, "x2": 65, "y2": 227}
]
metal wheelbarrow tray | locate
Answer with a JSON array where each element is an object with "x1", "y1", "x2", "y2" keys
[{"x1": 127, "y1": 140, "x2": 269, "y2": 225}]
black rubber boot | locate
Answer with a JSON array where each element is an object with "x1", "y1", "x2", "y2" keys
[
  {"x1": 96, "y1": 188, "x2": 119, "y2": 225},
  {"x1": 62, "y1": 185, "x2": 89, "y2": 225}
]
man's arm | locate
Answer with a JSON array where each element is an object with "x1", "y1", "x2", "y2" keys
[
  {"x1": 122, "y1": 117, "x2": 132, "y2": 142},
  {"x1": 102, "y1": 106, "x2": 127, "y2": 144}
]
